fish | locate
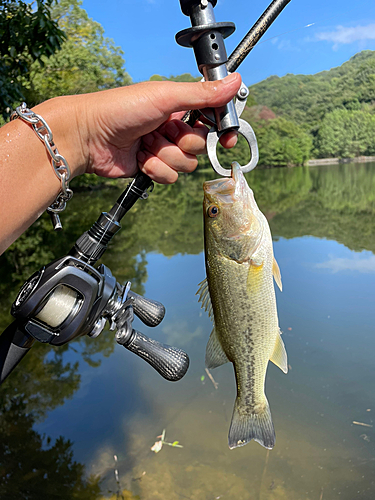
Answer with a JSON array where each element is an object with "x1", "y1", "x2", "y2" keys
[{"x1": 197, "y1": 161, "x2": 287, "y2": 450}]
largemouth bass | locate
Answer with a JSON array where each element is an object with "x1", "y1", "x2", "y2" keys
[{"x1": 198, "y1": 162, "x2": 287, "y2": 450}]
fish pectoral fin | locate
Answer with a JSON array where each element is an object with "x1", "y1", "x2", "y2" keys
[
  {"x1": 272, "y1": 257, "x2": 282, "y2": 291},
  {"x1": 196, "y1": 278, "x2": 214, "y2": 320},
  {"x1": 247, "y1": 258, "x2": 264, "y2": 293},
  {"x1": 205, "y1": 328, "x2": 229, "y2": 369},
  {"x1": 270, "y1": 330, "x2": 288, "y2": 373}
]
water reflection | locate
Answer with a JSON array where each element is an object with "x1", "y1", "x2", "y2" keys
[
  {"x1": 0, "y1": 397, "x2": 102, "y2": 498},
  {"x1": 0, "y1": 162, "x2": 375, "y2": 498}
]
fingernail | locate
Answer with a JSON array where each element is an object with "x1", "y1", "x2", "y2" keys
[
  {"x1": 137, "y1": 151, "x2": 146, "y2": 163},
  {"x1": 142, "y1": 133, "x2": 154, "y2": 147},
  {"x1": 165, "y1": 121, "x2": 179, "y2": 139},
  {"x1": 223, "y1": 73, "x2": 239, "y2": 84}
]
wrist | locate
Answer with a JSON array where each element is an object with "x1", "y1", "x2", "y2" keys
[{"x1": 32, "y1": 95, "x2": 90, "y2": 178}]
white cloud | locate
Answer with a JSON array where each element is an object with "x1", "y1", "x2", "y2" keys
[
  {"x1": 316, "y1": 254, "x2": 375, "y2": 273},
  {"x1": 315, "y1": 24, "x2": 375, "y2": 49},
  {"x1": 88, "y1": 445, "x2": 116, "y2": 477},
  {"x1": 161, "y1": 320, "x2": 204, "y2": 347}
]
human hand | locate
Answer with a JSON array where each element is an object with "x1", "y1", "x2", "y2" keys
[{"x1": 80, "y1": 73, "x2": 241, "y2": 184}]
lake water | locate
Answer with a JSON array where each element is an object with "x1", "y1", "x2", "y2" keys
[{"x1": 1, "y1": 162, "x2": 375, "y2": 499}]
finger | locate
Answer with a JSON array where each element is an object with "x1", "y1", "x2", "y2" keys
[
  {"x1": 159, "y1": 120, "x2": 208, "y2": 156},
  {"x1": 219, "y1": 130, "x2": 238, "y2": 149},
  {"x1": 161, "y1": 116, "x2": 238, "y2": 152},
  {"x1": 159, "y1": 119, "x2": 237, "y2": 155},
  {"x1": 137, "y1": 150, "x2": 179, "y2": 184},
  {"x1": 167, "y1": 110, "x2": 189, "y2": 121},
  {"x1": 142, "y1": 131, "x2": 198, "y2": 173},
  {"x1": 144, "y1": 73, "x2": 242, "y2": 121}
]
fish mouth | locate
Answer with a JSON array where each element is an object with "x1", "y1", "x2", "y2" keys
[
  {"x1": 203, "y1": 162, "x2": 250, "y2": 205},
  {"x1": 204, "y1": 175, "x2": 235, "y2": 195}
]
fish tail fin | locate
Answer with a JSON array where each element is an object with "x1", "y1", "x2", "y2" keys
[{"x1": 228, "y1": 398, "x2": 275, "y2": 450}]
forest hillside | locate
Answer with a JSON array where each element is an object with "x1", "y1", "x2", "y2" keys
[
  {"x1": 250, "y1": 50, "x2": 375, "y2": 159},
  {"x1": 156, "y1": 50, "x2": 375, "y2": 165}
]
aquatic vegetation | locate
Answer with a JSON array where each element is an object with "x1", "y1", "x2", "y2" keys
[{"x1": 151, "y1": 429, "x2": 183, "y2": 454}]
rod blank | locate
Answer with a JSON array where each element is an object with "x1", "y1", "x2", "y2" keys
[{"x1": 227, "y1": 0, "x2": 292, "y2": 73}]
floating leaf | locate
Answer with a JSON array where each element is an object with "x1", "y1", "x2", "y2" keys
[{"x1": 151, "y1": 440, "x2": 163, "y2": 453}]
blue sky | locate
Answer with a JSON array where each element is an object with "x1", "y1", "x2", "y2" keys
[{"x1": 81, "y1": 0, "x2": 375, "y2": 85}]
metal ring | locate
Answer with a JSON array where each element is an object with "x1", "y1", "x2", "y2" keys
[
  {"x1": 206, "y1": 118, "x2": 259, "y2": 177},
  {"x1": 13, "y1": 104, "x2": 39, "y2": 124},
  {"x1": 43, "y1": 135, "x2": 59, "y2": 162},
  {"x1": 48, "y1": 198, "x2": 66, "y2": 213},
  {"x1": 52, "y1": 155, "x2": 71, "y2": 180},
  {"x1": 33, "y1": 115, "x2": 53, "y2": 143}
]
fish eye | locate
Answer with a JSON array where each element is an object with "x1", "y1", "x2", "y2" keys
[{"x1": 207, "y1": 205, "x2": 219, "y2": 218}]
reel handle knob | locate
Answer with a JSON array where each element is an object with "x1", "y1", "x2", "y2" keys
[
  {"x1": 116, "y1": 329, "x2": 189, "y2": 382},
  {"x1": 128, "y1": 291, "x2": 165, "y2": 327}
]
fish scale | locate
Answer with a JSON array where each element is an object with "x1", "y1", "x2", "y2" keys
[{"x1": 199, "y1": 162, "x2": 287, "y2": 450}]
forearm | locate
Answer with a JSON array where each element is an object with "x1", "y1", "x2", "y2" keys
[{"x1": 0, "y1": 96, "x2": 87, "y2": 254}]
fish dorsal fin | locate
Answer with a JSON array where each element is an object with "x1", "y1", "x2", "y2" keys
[
  {"x1": 196, "y1": 278, "x2": 214, "y2": 320},
  {"x1": 205, "y1": 328, "x2": 229, "y2": 369},
  {"x1": 270, "y1": 330, "x2": 288, "y2": 373},
  {"x1": 272, "y1": 257, "x2": 282, "y2": 291}
]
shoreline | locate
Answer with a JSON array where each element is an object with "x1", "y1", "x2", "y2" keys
[{"x1": 308, "y1": 156, "x2": 375, "y2": 166}]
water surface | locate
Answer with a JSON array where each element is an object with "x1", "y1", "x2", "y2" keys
[{"x1": 1, "y1": 162, "x2": 375, "y2": 499}]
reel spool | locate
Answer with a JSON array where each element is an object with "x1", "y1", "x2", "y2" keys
[
  {"x1": 36, "y1": 285, "x2": 80, "y2": 328},
  {"x1": 1, "y1": 256, "x2": 189, "y2": 384}
]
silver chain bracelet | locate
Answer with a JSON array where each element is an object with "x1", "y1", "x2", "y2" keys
[{"x1": 10, "y1": 102, "x2": 73, "y2": 230}]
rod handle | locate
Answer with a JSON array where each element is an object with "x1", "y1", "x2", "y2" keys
[{"x1": 0, "y1": 321, "x2": 34, "y2": 385}]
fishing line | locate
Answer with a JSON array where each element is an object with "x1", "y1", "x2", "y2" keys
[
  {"x1": 247, "y1": 3, "x2": 375, "y2": 50},
  {"x1": 82, "y1": 201, "x2": 123, "y2": 271}
]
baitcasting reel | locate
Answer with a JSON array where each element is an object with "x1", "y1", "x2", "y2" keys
[
  {"x1": 0, "y1": 0, "x2": 291, "y2": 386},
  {"x1": 0, "y1": 255, "x2": 189, "y2": 384}
]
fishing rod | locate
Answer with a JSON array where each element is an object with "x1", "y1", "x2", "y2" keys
[
  {"x1": 182, "y1": 0, "x2": 292, "y2": 127},
  {"x1": 0, "y1": 0, "x2": 292, "y2": 385}
]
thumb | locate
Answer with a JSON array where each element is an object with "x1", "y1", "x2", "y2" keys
[{"x1": 148, "y1": 73, "x2": 242, "y2": 119}]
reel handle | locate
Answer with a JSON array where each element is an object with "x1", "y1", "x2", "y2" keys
[
  {"x1": 128, "y1": 291, "x2": 165, "y2": 327},
  {"x1": 116, "y1": 329, "x2": 189, "y2": 382}
]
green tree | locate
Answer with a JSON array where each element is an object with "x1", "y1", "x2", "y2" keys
[
  {"x1": 0, "y1": 0, "x2": 65, "y2": 118},
  {"x1": 255, "y1": 118, "x2": 312, "y2": 167},
  {"x1": 25, "y1": 0, "x2": 131, "y2": 105},
  {"x1": 316, "y1": 108, "x2": 375, "y2": 158},
  {"x1": 149, "y1": 73, "x2": 200, "y2": 82}
]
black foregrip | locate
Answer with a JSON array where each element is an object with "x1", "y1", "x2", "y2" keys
[
  {"x1": 128, "y1": 291, "x2": 165, "y2": 327},
  {"x1": 0, "y1": 321, "x2": 34, "y2": 384},
  {"x1": 123, "y1": 330, "x2": 189, "y2": 381},
  {"x1": 108, "y1": 172, "x2": 153, "y2": 222}
]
